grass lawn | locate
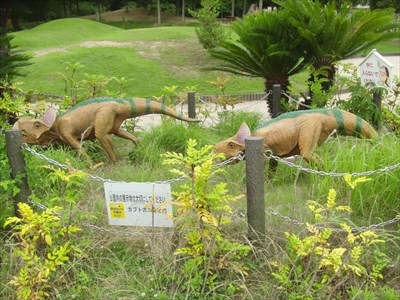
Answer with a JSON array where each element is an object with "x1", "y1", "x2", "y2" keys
[
  {"x1": 12, "y1": 18, "x2": 264, "y2": 97},
  {"x1": 12, "y1": 16, "x2": 398, "y2": 98},
  {"x1": 2, "y1": 11, "x2": 400, "y2": 299}
]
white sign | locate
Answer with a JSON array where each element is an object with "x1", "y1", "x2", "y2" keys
[
  {"x1": 104, "y1": 182, "x2": 173, "y2": 227},
  {"x1": 359, "y1": 49, "x2": 394, "y2": 89}
]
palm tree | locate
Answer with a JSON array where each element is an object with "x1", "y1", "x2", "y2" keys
[
  {"x1": 275, "y1": 0, "x2": 400, "y2": 108},
  {"x1": 0, "y1": 34, "x2": 30, "y2": 125},
  {"x1": 208, "y1": 10, "x2": 307, "y2": 113}
]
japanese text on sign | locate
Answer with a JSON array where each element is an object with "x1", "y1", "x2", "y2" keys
[
  {"x1": 359, "y1": 49, "x2": 394, "y2": 89},
  {"x1": 104, "y1": 182, "x2": 173, "y2": 227}
]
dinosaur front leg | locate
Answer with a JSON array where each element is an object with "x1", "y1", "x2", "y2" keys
[
  {"x1": 55, "y1": 120, "x2": 91, "y2": 161},
  {"x1": 298, "y1": 122, "x2": 323, "y2": 164},
  {"x1": 57, "y1": 129, "x2": 93, "y2": 163}
]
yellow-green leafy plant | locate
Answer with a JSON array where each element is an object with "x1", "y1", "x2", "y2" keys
[
  {"x1": 42, "y1": 161, "x2": 98, "y2": 223},
  {"x1": 58, "y1": 61, "x2": 84, "y2": 100},
  {"x1": 0, "y1": 92, "x2": 27, "y2": 129},
  {"x1": 272, "y1": 175, "x2": 388, "y2": 299},
  {"x1": 162, "y1": 139, "x2": 250, "y2": 297},
  {"x1": 4, "y1": 203, "x2": 82, "y2": 300},
  {"x1": 161, "y1": 85, "x2": 181, "y2": 107},
  {"x1": 82, "y1": 73, "x2": 109, "y2": 98},
  {"x1": 208, "y1": 76, "x2": 236, "y2": 110}
]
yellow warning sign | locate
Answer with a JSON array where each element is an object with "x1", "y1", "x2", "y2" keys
[{"x1": 109, "y1": 202, "x2": 126, "y2": 218}]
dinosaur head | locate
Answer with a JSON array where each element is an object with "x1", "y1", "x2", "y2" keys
[
  {"x1": 12, "y1": 108, "x2": 57, "y2": 145},
  {"x1": 212, "y1": 123, "x2": 251, "y2": 163}
]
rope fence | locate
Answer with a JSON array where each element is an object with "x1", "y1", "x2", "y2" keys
[
  {"x1": 4, "y1": 87, "x2": 400, "y2": 240},
  {"x1": 18, "y1": 143, "x2": 400, "y2": 237}
]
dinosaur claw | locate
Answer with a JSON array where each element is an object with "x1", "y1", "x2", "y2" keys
[{"x1": 89, "y1": 162, "x2": 106, "y2": 170}]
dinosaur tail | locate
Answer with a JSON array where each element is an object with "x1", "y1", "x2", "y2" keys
[
  {"x1": 334, "y1": 109, "x2": 378, "y2": 138},
  {"x1": 131, "y1": 98, "x2": 200, "y2": 123}
]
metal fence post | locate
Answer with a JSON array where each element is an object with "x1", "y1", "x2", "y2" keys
[
  {"x1": 187, "y1": 91, "x2": 196, "y2": 119},
  {"x1": 245, "y1": 137, "x2": 265, "y2": 244},
  {"x1": 5, "y1": 129, "x2": 30, "y2": 217}
]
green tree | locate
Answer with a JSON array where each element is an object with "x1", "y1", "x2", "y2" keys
[
  {"x1": 370, "y1": 0, "x2": 400, "y2": 12},
  {"x1": 190, "y1": 0, "x2": 228, "y2": 49},
  {"x1": 0, "y1": 35, "x2": 30, "y2": 125},
  {"x1": 275, "y1": 0, "x2": 399, "y2": 108},
  {"x1": 208, "y1": 10, "x2": 307, "y2": 113}
]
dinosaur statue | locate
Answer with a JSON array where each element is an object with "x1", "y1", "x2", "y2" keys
[
  {"x1": 213, "y1": 108, "x2": 378, "y2": 164},
  {"x1": 13, "y1": 97, "x2": 200, "y2": 163}
]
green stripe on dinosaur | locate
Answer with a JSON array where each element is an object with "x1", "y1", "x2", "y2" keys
[
  {"x1": 256, "y1": 108, "x2": 331, "y2": 130},
  {"x1": 129, "y1": 98, "x2": 136, "y2": 117},
  {"x1": 332, "y1": 109, "x2": 345, "y2": 135},
  {"x1": 161, "y1": 103, "x2": 167, "y2": 114},
  {"x1": 60, "y1": 98, "x2": 126, "y2": 117},
  {"x1": 145, "y1": 98, "x2": 152, "y2": 114},
  {"x1": 354, "y1": 116, "x2": 363, "y2": 137}
]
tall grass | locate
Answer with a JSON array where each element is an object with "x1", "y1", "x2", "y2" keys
[
  {"x1": 266, "y1": 134, "x2": 400, "y2": 223},
  {"x1": 2, "y1": 108, "x2": 400, "y2": 299},
  {"x1": 2, "y1": 14, "x2": 400, "y2": 299}
]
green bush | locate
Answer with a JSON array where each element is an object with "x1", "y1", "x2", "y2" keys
[
  {"x1": 212, "y1": 110, "x2": 264, "y2": 137},
  {"x1": 189, "y1": 0, "x2": 228, "y2": 49},
  {"x1": 128, "y1": 121, "x2": 215, "y2": 165}
]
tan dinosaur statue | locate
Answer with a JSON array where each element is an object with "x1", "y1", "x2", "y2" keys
[
  {"x1": 13, "y1": 97, "x2": 200, "y2": 163},
  {"x1": 213, "y1": 108, "x2": 378, "y2": 164}
]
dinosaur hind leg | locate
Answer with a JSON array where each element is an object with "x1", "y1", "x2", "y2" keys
[
  {"x1": 298, "y1": 123, "x2": 322, "y2": 165},
  {"x1": 95, "y1": 133, "x2": 116, "y2": 163},
  {"x1": 114, "y1": 129, "x2": 139, "y2": 145}
]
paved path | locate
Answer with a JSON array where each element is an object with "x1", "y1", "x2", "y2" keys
[{"x1": 134, "y1": 55, "x2": 399, "y2": 130}]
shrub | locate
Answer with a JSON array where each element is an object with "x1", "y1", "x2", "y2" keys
[
  {"x1": 162, "y1": 139, "x2": 250, "y2": 297},
  {"x1": 271, "y1": 175, "x2": 390, "y2": 299},
  {"x1": 189, "y1": 0, "x2": 228, "y2": 49},
  {"x1": 4, "y1": 203, "x2": 82, "y2": 300}
]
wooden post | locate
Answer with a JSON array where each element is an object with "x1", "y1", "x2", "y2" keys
[
  {"x1": 245, "y1": 137, "x2": 265, "y2": 244},
  {"x1": 272, "y1": 84, "x2": 281, "y2": 118},
  {"x1": 187, "y1": 91, "x2": 196, "y2": 119},
  {"x1": 372, "y1": 91, "x2": 382, "y2": 130},
  {"x1": 5, "y1": 129, "x2": 30, "y2": 217},
  {"x1": 269, "y1": 84, "x2": 281, "y2": 176}
]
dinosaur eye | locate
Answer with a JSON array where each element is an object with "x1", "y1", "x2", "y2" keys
[
  {"x1": 228, "y1": 142, "x2": 235, "y2": 149},
  {"x1": 34, "y1": 123, "x2": 40, "y2": 129}
]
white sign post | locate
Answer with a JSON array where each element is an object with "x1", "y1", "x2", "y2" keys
[
  {"x1": 359, "y1": 49, "x2": 394, "y2": 89},
  {"x1": 104, "y1": 182, "x2": 173, "y2": 227}
]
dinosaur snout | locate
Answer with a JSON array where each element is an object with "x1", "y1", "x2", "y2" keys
[{"x1": 12, "y1": 122, "x2": 28, "y2": 140}]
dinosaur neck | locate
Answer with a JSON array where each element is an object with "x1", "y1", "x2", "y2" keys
[{"x1": 39, "y1": 128, "x2": 61, "y2": 145}]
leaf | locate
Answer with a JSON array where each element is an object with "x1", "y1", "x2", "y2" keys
[
  {"x1": 3, "y1": 216, "x2": 22, "y2": 228},
  {"x1": 44, "y1": 235, "x2": 52, "y2": 246}
]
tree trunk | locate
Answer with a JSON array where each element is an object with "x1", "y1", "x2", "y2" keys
[
  {"x1": 95, "y1": 2, "x2": 101, "y2": 22},
  {"x1": 157, "y1": 0, "x2": 161, "y2": 25},
  {"x1": 0, "y1": 5, "x2": 7, "y2": 102},
  {"x1": 182, "y1": 0, "x2": 185, "y2": 23}
]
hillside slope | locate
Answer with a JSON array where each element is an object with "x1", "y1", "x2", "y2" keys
[
  {"x1": 13, "y1": 18, "x2": 121, "y2": 51},
  {"x1": 10, "y1": 18, "x2": 263, "y2": 97}
]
